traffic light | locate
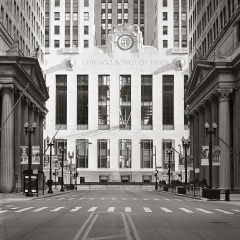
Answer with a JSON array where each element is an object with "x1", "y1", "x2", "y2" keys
[
  {"x1": 53, "y1": 173, "x2": 55, "y2": 175},
  {"x1": 154, "y1": 170, "x2": 158, "y2": 177},
  {"x1": 178, "y1": 174, "x2": 181, "y2": 177}
]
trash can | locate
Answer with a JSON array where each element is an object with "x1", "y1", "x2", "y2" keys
[{"x1": 225, "y1": 189, "x2": 230, "y2": 201}]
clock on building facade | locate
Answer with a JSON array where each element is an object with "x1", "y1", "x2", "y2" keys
[{"x1": 117, "y1": 34, "x2": 134, "y2": 51}]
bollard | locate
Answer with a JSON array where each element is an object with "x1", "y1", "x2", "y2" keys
[{"x1": 225, "y1": 189, "x2": 230, "y2": 201}]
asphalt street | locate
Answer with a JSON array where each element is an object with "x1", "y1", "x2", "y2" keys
[{"x1": 0, "y1": 190, "x2": 240, "y2": 240}]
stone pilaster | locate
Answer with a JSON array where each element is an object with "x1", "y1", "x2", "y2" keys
[
  {"x1": 198, "y1": 104, "x2": 205, "y2": 181},
  {"x1": 39, "y1": 112, "x2": 45, "y2": 173},
  {"x1": 216, "y1": 88, "x2": 233, "y2": 189},
  {"x1": 209, "y1": 94, "x2": 219, "y2": 189},
  {"x1": 0, "y1": 84, "x2": 15, "y2": 192}
]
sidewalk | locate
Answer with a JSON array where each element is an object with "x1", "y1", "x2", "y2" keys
[{"x1": 0, "y1": 187, "x2": 75, "y2": 205}]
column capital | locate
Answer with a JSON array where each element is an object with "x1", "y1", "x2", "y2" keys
[
  {"x1": 23, "y1": 96, "x2": 31, "y2": 106},
  {"x1": 0, "y1": 84, "x2": 14, "y2": 92},
  {"x1": 197, "y1": 104, "x2": 205, "y2": 114},
  {"x1": 215, "y1": 88, "x2": 233, "y2": 102},
  {"x1": 30, "y1": 103, "x2": 36, "y2": 112},
  {"x1": 208, "y1": 94, "x2": 218, "y2": 107},
  {"x1": 202, "y1": 99, "x2": 211, "y2": 111}
]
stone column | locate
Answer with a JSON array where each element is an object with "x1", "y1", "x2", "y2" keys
[
  {"x1": 198, "y1": 105, "x2": 205, "y2": 181},
  {"x1": 203, "y1": 100, "x2": 211, "y2": 183},
  {"x1": 14, "y1": 90, "x2": 23, "y2": 190},
  {"x1": 209, "y1": 94, "x2": 219, "y2": 189},
  {"x1": 39, "y1": 112, "x2": 44, "y2": 172},
  {"x1": 0, "y1": 84, "x2": 15, "y2": 192},
  {"x1": 233, "y1": 88, "x2": 240, "y2": 190},
  {"x1": 193, "y1": 110, "x2": 199, "y2": 183},
  {"x1": 216, "y1": 88, "x2": 233, "y2": 189}
]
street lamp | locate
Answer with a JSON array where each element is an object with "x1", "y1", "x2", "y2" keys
[
  {"x1": 24, "y1": 120, "x2": 37, "y2": 197},
  {"x1": 181, "y1": 136, "x2": 191, "y2": 187},
  {"x1": 166, "y1": 149, "x2": 173, "y2": 185},
  {"x1": 68, "y1": 151, "x2": 74, "y2": 188},
  {"x1": 46, "y1": 136, "x2": 55, "y2": 193},
  {"x1": 59, "y1": 146, "x2": 66, "y2": 192},
  {"x1": 204, "y1": 121, "x2": 217, "y2": 190}
]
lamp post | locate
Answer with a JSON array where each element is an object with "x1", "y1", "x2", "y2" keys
[
  {"x1": 59, "y1": 146, "x2": 66, "y2": 192},
  {"x1": 24, "y1": 120, "x2": 37, "y2": 197},
  {"x1": 68, "y1": 151, "x2": 74, "y2": 188},
  {"x1": 153, "y1": 146, "x2": 158, "y2": 190},
  {"x1": 166, "y1": 149, "x2": 173, "y2": 185},
  {"x1": 204, "y1": 121, "x2": 217, "y2": 190},
  {"x1": 181, "y1": 137, "x2": 191, "y2": 187},
  {"x1": 46, "y1": 136, "x2": 55, "y2": 193}
]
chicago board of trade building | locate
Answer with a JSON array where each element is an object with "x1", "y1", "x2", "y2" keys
[{"x1": 44, "y1": 23, "x2": 189, "y2": 184}]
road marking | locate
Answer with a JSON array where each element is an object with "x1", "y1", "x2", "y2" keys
[
  {"x1": 174, "y1": 199, "x2": 182, "y2": 201},
  {"x1": 70, "y1": 207, "x2": 82, "y2": 212},
  {"x1": 160, "y1": 207, "x2": 172, "y2": 213},
  {"x1": 10, "y1": 207, "x2": 20, "y2": 209},
  {"x1": 51, "y1": 207, "x2": 65, "y2": 212},
  {"x1": 196, "y1": 208, "x2": 213, "y2": 214},
  {"x1": 126, "y1": 213, "x2": 141, "y2": 240},
  {"x1": 125, "y1": 207, "x2": 132, "y2": 212},
  {"x1": 231, "y1": 209, "x2": 240, "y2": 212},
  {"x1": 179, "y1": 208, "x2": 193, "y2": 213},
  {"x1": 112, "y1": 198, "x2": 116, "y2": 200},
  {"x1": 57, "y1": 198, "x2": 65, "y2": 200},
  {"x1": 88, "y1": 207, "x2": 97, "y2": 212},
  {"x1": 73, "y1": 213, "x2": 95, "y2": 240},
  {"x1": 90, "y1": 198, "x2": 94, "y2": 200},
  {"x1": 47, "y1": 198, "x2": 54, "y2": 200},
  {"x1": 214, "y1": 209, "x2": 234, "y2": 214},
  {"x1": 68, "y1": 198, "x2": 75, "y2": 200},
  {"x1": 0, "y1": 210, "x2": 9, "y2": 213},
  {"x1": 164, "y1": 199, "x2": 170, "y2": 201},
  {"x1": 133, "y1": 198, "x2": 137, "y2": 200},
  {"x1": 154, "y1": 199, "x2": 159, "y2": 200},
  {"x1": 32, "y1": 207, "x2": 48, "y2": 212},
  {"x1": 107, "y1": 207, "x2": 115, "y2": 212},
  {"x1": 143, "y1": 198, "x2": 148, "y2": 200},
  {"x1": 122, "y1": 198, "x2": 126, "y2": 200},
  {"x1": 101, "y1": 198, "x2": 105, "y2": 200},
  {"x1": 15, "y1": 207, "x2": 34, "y2": 212},
  {"x1": 79, "y1": 198, "x2": 84, "y2": 200},
  {"x1": 143, "y1": 207, "x2": 152, "y2": 212}
]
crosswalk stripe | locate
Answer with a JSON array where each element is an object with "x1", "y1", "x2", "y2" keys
[
  {"x1": 154, "y1": 199, "x2": 159, "y2": 200},
  {"x1": 125, "y1": 207, "x2": 132, "y2": 212},
  {"x1": 57, "y1": 198, "x2": 65, "y2": 200},
  {"x1": 143, "y1": 207, "x2": 152, "y2": 212},
  {"x1": 78, "y1": 198, "x2": 84, "y2": 200},
  {"x1": 133, "y1": 198, "x2": 137, "y2": 200},
  {"x1": 107, "y1": 207, "x2": 115, "y2": 212},
  {"x1": 164, "y1": 199, "x2": 170, "y2": 201},
  {"x1": 214, "y1": 209, "x2": 234, "y2": 214},
  {"x1": 10, "y1": 207, "x2": 20, "y2": 209},
  {"x1": 101, "y1": 198, "x2": 105, "y2": 200},
  {"x1": 0, "y1": 210, "x2": 9, "y2": 213},
  {"x1": 51, "y1": 207, "x2": 65, "y2": 212},
  {"x1": 32, "y1": 207, "x2": 48, "y2": 212},
  {"x1": 122, "y1": 198, "x2": 126, "y2": 200},
  {"x1": 160, "y1": 207, "x2": 172, "y2": 213},
  {"x1": 179, "y1": 208, "x2": 193, "y2": 213},
  {"x1": 174, "y1": 199, "x2": 182, "y2": 201},
  {"x1": 68, "y1": 198, "x2": 75, "y2": 200},
  {"x1": 88, "y1": 207, "x2": 97, "y2": 212},
  {"x1": 143, "y1": 198, "x2": 148, "y2": 200},
  {"x1": 196, "y1": 208, "x2": 213, "y2": 214},
  {"x1": 231, "y1": 209, "x2": 240, "y2": 212},
  {"x1": 15, "y1": 207, "x2": 34, "y2": 212},
  {"x1": 70, "y1": 207, "x2": 82, "y2": 212},
  {"x1": 90, "y1": 198, "x2": 94, "y2": 200},
  {"x1": 112, "y1": 198, "x2": 116, "y2": 200}
]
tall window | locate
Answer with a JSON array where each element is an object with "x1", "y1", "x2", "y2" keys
[
  {"x1": 163, "y1": 12, "x2": 168, "y2": 20},
  {"x1": 162, "y1": 139, "x2": 175, "y2": 170},
  {"x1": 163, "y1": 26, "x2": 168, "y2": 35},
  {"x1": 98, "y1": 75, "x2": 110, "y2": 130},
  {"x1": 98, "y1": 139, "x2": 110, "y2": 168},
  {"x1": 163, "y1": 40, "x2": 168, "y2": 48},
  {"x1": 184, "y1": 75, "x2": 188, "y2": 127},
  {"x1": 163, "y1": 75, "x2": 174, "y2": 129},
  {"x1": 84, "y1": 12, "x2": 89, "y2": 20},
  {"x1": 84, "y1": 40, "x2": 89, "y2": 48},
  {"x1": 84, "y1": 26, "x2": 89, "y2": 34},
  {"x1": 76, "y1": 139, "x2": 90, "y2": 168},
  {"x1": 77, "y1": 75, "x2": 88, "y2": 129},
  {"x1": 55, "y1": 0, "x2": 60, "y2": 7},
  {"x1": 54, "y1": 12, "x2": 60, "y2": 20},
  {"x1": 163, "y1": 0, "x2": 167, "y2": 7},
  {"x1": 119, "y1": 75, "x2": 131, "y2": 130},
  {"x1": 119, "y1": 140, "x2": 131, "y2": 168},
  {"x1": 84, "y1": 0, "x2": 89, "y2": 7},
  {"x1": 56, "y1": 75, "x2": 67, "y2": 128},
  {"x1": 140, "y1": 139, "x2": 153, "y2": 168},
  {"x1": 141, "y1": 75, "x2": 152, "y2": 130},
  {"x1": 54, "y1": 26, "x2": 60, "y2": 34}
]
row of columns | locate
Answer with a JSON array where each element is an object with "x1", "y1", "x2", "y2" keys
[
  {"x1": 189, "y1": 88, "x2": 234, "y2": 189},
  {"x1": 0, "y1": 84, "x2": 45, "y2": 193}
]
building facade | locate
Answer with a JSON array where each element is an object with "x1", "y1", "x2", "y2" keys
[
  {"x1": 43, "y1": 0, "x2": 189, "y2": 184},
  {"x1": 0, "y1": 0, "x2": 48, "y2": 193},
  {"x1": 186, "y1": 0, "x2": 240, "y2": 191}
]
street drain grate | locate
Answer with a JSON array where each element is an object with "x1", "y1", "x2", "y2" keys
[{"x1": 210, "y1": 222, "x2": 228, "y2": 224}]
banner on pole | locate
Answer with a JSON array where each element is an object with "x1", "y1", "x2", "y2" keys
[
  {"x1": 179, "y1": 155, "x2": 193, "y2": 170},
  {"x1": 201, "y1": 146, "x2": 221, "y2": 166},
  {"x1": 20, "y1": 146, "x2": 40, "y2": 164}
]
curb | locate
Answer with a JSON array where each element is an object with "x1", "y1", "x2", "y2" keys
[{"x1": 155, "y1": 190, "x2": 204, "y2": 200}]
